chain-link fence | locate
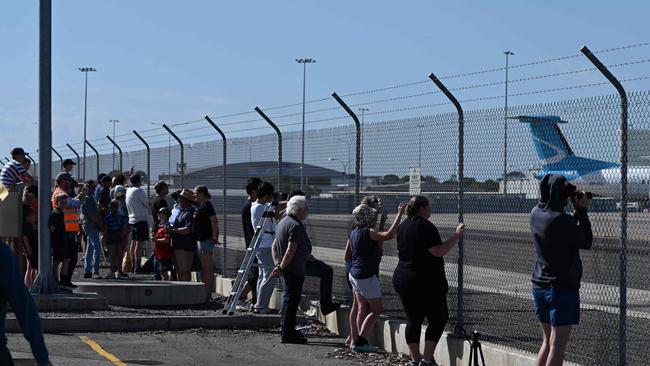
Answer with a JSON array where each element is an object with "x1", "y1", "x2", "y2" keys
[
  {"x1": 27, "y1": 42, "x2": 650, "y2": 364},
  {"x1": 36, "y1": 90, "x2": 650, "y2": 364}
]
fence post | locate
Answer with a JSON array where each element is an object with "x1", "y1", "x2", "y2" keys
[
  {"x1": 25, "y1": 153, "x2": 37, "y2": 179},
  {"x1": 51, "y1": 147, "x2": 63, "y2": 167},
  {"x1": 162, "y1": 124, "x2": 184, "y2": 188},
  {"x1": 204, "y1": 116, "x2": 228, "y2": 272},
  {"x1": 581, "y1": 45, "x2": 628, "y2": 366},
  {"x1": 255, "y1": 107, "x2": 282, "y2": 193},
  {"x1": 331, "y1": 93, "x2": 361, "y2": 204},
  {"x1": 65, "y1": 143, "x2": 81, "y2": 180},
  {"x1": 106, "y1": 136, "x2": 123, "y2": 173},
  {"x1": 132, "y1": 130, "x2": 151, "y2": 197},
  {"x1": 85, "y1": 140, "x2": 100, "y2": 180},
  {"x1": 429, "y1": 73, "x2": 466, "y2": 337}
]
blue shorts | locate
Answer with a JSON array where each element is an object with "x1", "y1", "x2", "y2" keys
[
  {"x1": 532, "y1": 287, "x2": 580, "y2": 326},
  {"x1": 197, "y1": 240, "x2": 215, "y2": 254}
]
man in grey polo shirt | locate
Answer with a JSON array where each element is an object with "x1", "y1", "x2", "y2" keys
[{"x1": 271, "y1": 195, "x2": 311, "y2": 344}]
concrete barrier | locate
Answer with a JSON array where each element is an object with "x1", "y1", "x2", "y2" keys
[{"x1": 74, "y1": 280, "x2": 206, "y2": 306}]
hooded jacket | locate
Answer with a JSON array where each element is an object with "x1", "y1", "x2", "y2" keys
[{"x1": 530, "y1": 174, "x2": 593, "y2": 290}]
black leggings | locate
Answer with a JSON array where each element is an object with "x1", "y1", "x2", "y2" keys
[{"x1": 393, "y1": 269, "x2": 449, "y2": 344}]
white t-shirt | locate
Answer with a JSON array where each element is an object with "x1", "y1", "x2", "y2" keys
[
  {"x1": 125, "y1": 186, "x2": 150, "y2": 225},
  {"x1": 250, "y1": 201, "x2": 275, "y2": 248}
]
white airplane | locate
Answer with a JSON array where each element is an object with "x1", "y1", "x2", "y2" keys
[{"x1": 516, "y1": 115, "x2": 650, "y2": 201}]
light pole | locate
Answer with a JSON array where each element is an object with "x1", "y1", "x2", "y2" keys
[
  {"x1": 151, "y1": 122, "x2": 171, "y2": 183},
  {"x1": 503, "y1": 50, "x2": 514, "y2": 196},
  {"x1": 358, "y1": 108, "x2": 369, "y2": 191},
  {"x1": 79, "y1": 66, "x2": 96, "y2": 181},
  {"x1": 109, "y1": 119, "x2": 119, "y2": 171},
  {"x1": 328, "y1": 157, "x2": 348, "y2": 191},
  {"x1": 296, "y1": 58, "x2": 316, "y2": 190}
]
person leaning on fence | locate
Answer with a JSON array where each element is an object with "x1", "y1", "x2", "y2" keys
[
  {"x1": 250, "y1": 181, "x2": 279, "y2": 314},
  {"x1": 530, "y1": 174, "x2": 592, "y2": 366},
  {"x1": 392, "y1": 195, "x2": 464, "y2": 366},
  {"x1": 152, "y1": 207, "x2": 175, "y2": 281},
  {"x1": 0, "y1": 147, "x2": 34, "y2": 191},
  {"x1": 168, "y1": 189, "x2": 197, "y2": 282},
  {"x1": 239, "y1": 177, "x2": 262, "y2": 306},
  {"x1": 104, "y1": 200, "x2": 129, "y2": 279},
  {"x1": 345, "y1": 202, "x2": 405, "y2": 353},
  {"x1": 344, "y1": 195, "x2": 383, "y2": 347},
  {"x1": 193, "y1": 185, "x2": 219, "y2": 300},
  {"x1": 126, "y1": 173, "x2": 151, "y2": 273},
  {"x1": 270, "y1": 195, "x2": 312, "y2": 344}
]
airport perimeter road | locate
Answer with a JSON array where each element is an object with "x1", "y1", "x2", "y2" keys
[{"x1": 8, "y1": 329, "x2": 354, "y2": 366}]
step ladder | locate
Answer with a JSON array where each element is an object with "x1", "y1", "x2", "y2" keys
[{"x1": 223, "y1": 201, "x2": 277, "y2": 315}]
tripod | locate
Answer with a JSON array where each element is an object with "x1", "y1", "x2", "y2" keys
[{"x1": 467, "y1": 331, "x2": 486, "y2": 366}]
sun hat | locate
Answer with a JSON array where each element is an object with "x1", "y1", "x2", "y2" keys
[
  {"x1": 352, "y1": 203, "x2": 378, "y2": 228},
  {"x1": 179, "y1": 188, "x2": 197, "y2": 203}
]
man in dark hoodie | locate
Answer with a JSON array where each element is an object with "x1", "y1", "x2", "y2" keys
[{"x1": 530, "y1": 174, "x2": 592, "y2": 366}]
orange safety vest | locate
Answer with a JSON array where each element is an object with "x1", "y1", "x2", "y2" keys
[{"x1": 51, "y1": 188, "x2": 80, "y2": 232}]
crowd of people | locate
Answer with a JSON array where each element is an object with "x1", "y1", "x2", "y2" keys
[
  {"x1": 0, "y1": 145, "x2": 594, "y2": 366},
  {"x1": 0, "y1": 147, "x2": 221, "y2": 303}
]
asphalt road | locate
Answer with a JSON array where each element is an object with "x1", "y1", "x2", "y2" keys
[{"x1": 9, "y1": 329, "x2": 354, "y2": 366}]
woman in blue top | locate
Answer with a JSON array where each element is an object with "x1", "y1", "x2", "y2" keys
[{"x1": 345, "y1": 202, "x2": 405, "y2": 353}]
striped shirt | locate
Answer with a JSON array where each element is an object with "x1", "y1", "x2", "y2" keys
[{"x1": 0, "y1": 159, "x2": 26, "y2": 188}]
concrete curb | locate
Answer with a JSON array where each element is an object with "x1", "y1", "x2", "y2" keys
[{"x1": 6, "y1": 314, "x2": 283, "y2": 334}]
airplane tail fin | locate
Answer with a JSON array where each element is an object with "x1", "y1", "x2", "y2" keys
[{"x1": 515, "y1": 115, "x2": 618, "y2": 172}]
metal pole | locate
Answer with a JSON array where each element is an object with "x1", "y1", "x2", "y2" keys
[
  {"x1": 418, "y1": 124, "x2": 423, "y2": 168},
  {"x1": 32, "y1": 0, "x2": 59, "y2": 294},
  {"x1": 359, "y1": 108, "x2": 369, "y2": 191},
  {"x1": 109, "y1": 119, "x2": 119, "y2": 171},
  {"x1": 204, "y1": 116, "x2": 228, "y2": 271},
  {"x1": 51, "y1": 147, "x2": 63, "y2": 167},
  {"x1": 255, "y1": 107, "x2": 282, "y2": 193},
  {"x1": 429, "y1": 73, "x2": 465, "y2": 336},
  {"x1": 162, "y1": 124, "x2": 184, "y2": 188},
  {"x1": 83, "y1": 71, "x2": 88, "y2": 180},
  {"x1": 503, "y1": 51, "x2": 514, "y2": 196},
  {"x1": 66, "y1": 143, "x2": 81, "y2": 180},
  {"x1": 331, "y1": 93, "x2": 361, "y2": 203},
  {"x1": 106, "y1": 136, "x2": 123, "y2": 173},
  {"x1": 25, "y1": 154, "x2": 37, "y2": 180},
  {"x1": 85, "y1": 140, "x2": 100, "y2": 179},
  {"x1": 132, "y1": 131, "x2": 151, "y2": 197},
  {"x1": 581, "y1": 45, "x2": 629, "y2": 366},
  {"x1": 296, "y1": 58, "x2": 315, "y2": 190}
]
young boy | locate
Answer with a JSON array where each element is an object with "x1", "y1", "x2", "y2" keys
[
  {"x1": 104, "y1": 200, "x2": 129, "y2": 279},
  {"x1": 22, "y1": 207, "x2": 38, "y2": 288},
  {"x1": 152, "y1": 208, "x2": 174, "y2": 281},
  {"x1": 50, "y1": 192, "x2": 72, "y2": 289}
]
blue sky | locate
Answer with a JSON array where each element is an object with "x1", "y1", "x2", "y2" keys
[{"x1": 1, "y1": 0, "x2": 649, "y2": 167}]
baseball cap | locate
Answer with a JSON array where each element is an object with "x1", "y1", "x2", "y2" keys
[
  {"x1": 114, "y1": 185, "x2": 127, "y2": 197},
  {"x1": 62, "y1": 159, "x2": 76, "y2": 166}
]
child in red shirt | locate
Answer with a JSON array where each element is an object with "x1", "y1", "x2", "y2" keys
[{"x1": 152, "y1": 208, "x2": 174, "y2": 280}]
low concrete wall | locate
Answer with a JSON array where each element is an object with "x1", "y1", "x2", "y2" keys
[{"x1": 212, "y1": 275, "x2": 581, "y2": 366}]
